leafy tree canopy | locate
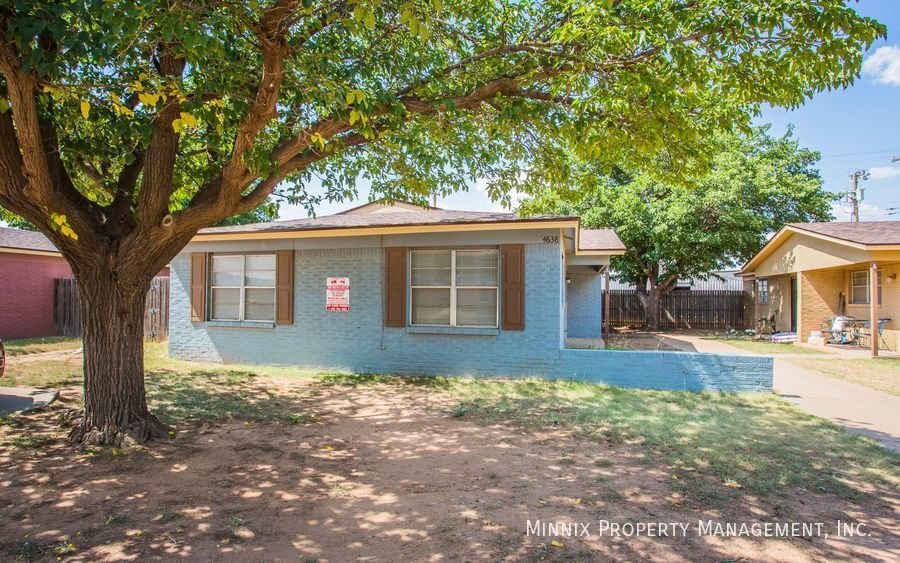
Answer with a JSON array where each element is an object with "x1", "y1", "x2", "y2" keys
[
  {"x1": 0, "y1": 0, "x2": 885, "y2": 254},
  {"x1": 520, "y1": 126, "x2": 835, "y2": 293}
]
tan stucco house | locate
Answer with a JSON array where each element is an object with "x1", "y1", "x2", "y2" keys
[{"x1": 740, "y1": 222, "x2": 898, "y2": 352}]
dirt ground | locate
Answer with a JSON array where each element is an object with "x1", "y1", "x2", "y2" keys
[{"x1": 2, "y1": 378, "x2": 898, "y2": 562}]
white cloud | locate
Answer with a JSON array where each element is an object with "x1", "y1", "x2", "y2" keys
[
  {"x1": 830, "y1": 200, "x2": 891, "y2": 221},
  {"x1": 862, "y1": 45, "x2": 900, "y2": 86},
  {"x1": 868, "y1": 166, "x2": 900, "y2": 181}
]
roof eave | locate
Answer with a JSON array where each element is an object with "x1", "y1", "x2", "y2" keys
[
  {"x1": 192, "y1": 217, "x2": 581, "y2": 242},
  {"x1": 0, "y1": 246, "x2": 62, "y2": 257}
]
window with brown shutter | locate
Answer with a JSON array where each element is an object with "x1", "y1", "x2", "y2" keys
[
  {"x1": 275, "y1": 250, "x2": 294, "y2": 325},
  {"x1": 501, "y1": 244, "x2": 525, "y2": 330},
  {"x1": 384, "y1": 247, "x2": 407, "y2": 327},
  {"x1": 190, "y1": 252, "x2": 207, "y2": 321}
]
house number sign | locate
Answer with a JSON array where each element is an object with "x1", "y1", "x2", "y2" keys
[{"x1": 326, "y1": 277, "x2": 350, "y2": 311}]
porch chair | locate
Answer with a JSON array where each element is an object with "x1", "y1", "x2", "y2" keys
[
  {"x1": 857, "y1": 318, "x2": 891, "y2": 350},
  {"x1": 821, "y1": 316, "x2": 856, "y2": 345}
]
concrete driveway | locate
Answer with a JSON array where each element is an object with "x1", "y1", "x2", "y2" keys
[{"x1": 0, "y1": 387, "x2": 59, "y2": 416}]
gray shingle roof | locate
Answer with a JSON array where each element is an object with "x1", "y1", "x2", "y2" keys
[
  {"x1": 199, "y1": 209, "x2": 575, "y2": 235},
  {"x1": 789, "y1": 221, "x2": 900, "y2": 246},
  {"x1": 579, "y1": 229, "x2": 626, "y2": 251},
  {"x1": 0, "y1": 226, "x2": 58, "y2": 253}
]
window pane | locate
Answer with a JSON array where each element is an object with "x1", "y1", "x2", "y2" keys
[
  {"x1": 245, "y1": 288, "x2": 275, "y2": 321},
  {"x1": 456, "y1": 250, "x2": 497, "y2": 268},
  {"x1": 245, "y1": 254, "x2": 276, "y2": 286},
  {"x1": 412, "y1": 268, "x2": 451, "y2": 286},
  {"x1": 411, "y1": 288, "x2": 451, "y2": 325},
  {"x1": 456, "y1": 267, "x2": 497, "y2": 286},
  {"x1": 411, "y1": 251, "x2": 450, "y2": 268},
  {"x1": 411, "y1": 251, "x2": 451, "y2": 286},
  {"x1": 456, "y1": 288, "x2": 497, "y2": 327},
  {"x1": 211, "y1": 255, "x2": 242, "y2": 286},
  {"x1": 211, "y1": 288, "x2": 240, "y2": 320}
]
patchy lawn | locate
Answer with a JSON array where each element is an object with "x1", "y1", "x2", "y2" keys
[
  {"x1": 789, "y1": 357, "x2": 900, "y2": 397},
  {"x1": 603, "y1": 332, "x2": 683, "y2": 351},
  {"x1": 2, "y1": 336, "x2": 82, "y2": 357},
  {"x1": 0, "y1": 344, "x2": 898, "y2": 561},
  {"x1": 712, "y1": 337, "x2": 824, "y2": 355}
]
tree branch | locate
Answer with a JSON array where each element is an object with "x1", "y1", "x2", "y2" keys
[
  {"x1": 136, "y1": 51, "x2": 186, "y2": 227},
  {"x1": 0, "y1": 37, "x2": 56, "y2": 209}
]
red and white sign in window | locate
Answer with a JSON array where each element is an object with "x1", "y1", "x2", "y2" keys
[{"x1": 326, "y1": 277, "x2": 350, "y2": 311}]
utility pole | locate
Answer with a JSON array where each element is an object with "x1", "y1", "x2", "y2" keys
[{"x1": 847, "y1": 170, "x2": 869, "y2": 222}]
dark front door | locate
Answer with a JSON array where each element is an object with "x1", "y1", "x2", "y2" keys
[{"x1": 790, "y1": 275, "x2": 798, "y2": 333}]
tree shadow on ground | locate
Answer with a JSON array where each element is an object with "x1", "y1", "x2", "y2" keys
[{"x1": 0, "y1": 371, "x2": 897, "y2": 562}]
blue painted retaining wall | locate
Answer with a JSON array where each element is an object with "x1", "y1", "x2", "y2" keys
[
  {"x1": 169, "y1": 231, "x2": 773, "y2": 392},
  {"x1": 559, "y1": 349, "x2": 773, "y2": 392}
]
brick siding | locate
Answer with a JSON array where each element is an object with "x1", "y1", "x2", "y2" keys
[
  {"x1": 0, "y1": 251, "x2": 72, "y2": 339},
  {"x1": 169, "y1": 240, "x2": 773, "y2": 392},
  {"x1": 565, "y1": 271, "x2": 602, "y2": 338},
  {"x1": 798, "y1": 269, "x2": 843, "y2": 342}
]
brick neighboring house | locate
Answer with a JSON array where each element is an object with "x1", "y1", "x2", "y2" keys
[
  {"x1": 0, "y1": 226, "x2": 72, "y2": 339},
  {"x1": 740, "y1": 221, "x2": 900, "y2": 354}
]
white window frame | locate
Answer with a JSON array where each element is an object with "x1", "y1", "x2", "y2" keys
[
  {"x1": 409, "y1": 248, "x2": 499, "y2": 328},
  {"x1": 850, "y1": 269, "x2": 882, "y2": 305},
  {"x1": 208, "y1": 253, "x2": 276, "y2": 322},
  {"x1": 758, "y1": 279, "x2": 769, "y2": 304}
]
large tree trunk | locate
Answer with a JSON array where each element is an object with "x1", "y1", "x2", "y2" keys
[
  {"x1": 66, "y1": 271, "x2": 169, "y2": 446},
  {"x1": 646, "y1": 285, "x2": 662, "y2": 331}
]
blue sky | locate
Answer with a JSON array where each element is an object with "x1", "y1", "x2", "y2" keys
[{"x1": 282, "y1": 0, "x2": 900, "y2": 220}]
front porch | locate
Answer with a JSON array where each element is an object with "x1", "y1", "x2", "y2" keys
[{"x1": 797, "y1": 262, "x2": 896, "y2": 352}]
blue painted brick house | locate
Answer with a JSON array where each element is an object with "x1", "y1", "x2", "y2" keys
[{"x1": 168, "y1": 200, "x2": 773, "y2": 392}]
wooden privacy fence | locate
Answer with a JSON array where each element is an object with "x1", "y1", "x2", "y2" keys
[
  {"x1": 54, "y1": 276, "x2": 170, "y2": 341},
  {"x1": 603, "y1": 289, "x2": 751, "y2": 330}
]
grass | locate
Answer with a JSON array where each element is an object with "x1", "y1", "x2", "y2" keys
[
  {"x1": 712, "y1": 337, "x2": 823, "y2": 355},
  {"x1": 439, "y1": 378, "x2": 900, "y2": 505},
  {"x1": 2, "y1": 343, "x2": 326, "y2": 425},
  {"x1": 1, "y1": 357, "x2": 83, "y2": 388},
  {"x1": 3, "y1": 336, "x2": 82, "y2": 357},
  {"x1": 790, "y1": 357, "x2": 900, "y2": 397},
  {"x1": 3, "y1": 342, "x2": 898, "y2": 510}
]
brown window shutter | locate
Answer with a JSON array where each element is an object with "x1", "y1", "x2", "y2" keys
[
  {"x1": 275, "y1": 250, "x2": 294, "y2": 325},
  {"x1": 501, "y1": 244, "x2": 525, "y2": 330},
  {"x1": 190, "y1": 252, "x2": 207, "y2": 322},
  {"x1": 384, "y1": 247, "x2": 407, "y2": 327}
]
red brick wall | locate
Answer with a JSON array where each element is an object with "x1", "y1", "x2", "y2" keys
[{"x1": 0, "y1": 251, "x2": 72, "y2": 339}]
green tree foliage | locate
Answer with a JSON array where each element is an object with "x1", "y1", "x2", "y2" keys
[
  {"x1": 213, "y1": 199, "x2": 280, "y2": 227},
  {"x1": 0, "y1": 0, "x2": 883, "y2": 444},
  {"x1": 520, "y1": 126, "x2": 835, "y2": 328},
  {"x1": 0, "y1": 0, "x2": 885, "y2": 236}
]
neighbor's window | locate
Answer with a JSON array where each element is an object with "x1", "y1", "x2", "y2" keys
[
  {"x1": 410, "y1": 249, "x2": 499, "y2": 327},
  {"x1": 209, "y1": 254, "x2": 276, "y2": 321},
  {"x1": 850, "y1": 269, "x2": 882, "y2": 305},
  {"x1": 758, "y1": 279, "x2": 769, "y2": 304}
]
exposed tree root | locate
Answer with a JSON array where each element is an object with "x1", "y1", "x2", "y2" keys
[{"x1": 66, "y1": 412, "x2": 171, "y2": 447}]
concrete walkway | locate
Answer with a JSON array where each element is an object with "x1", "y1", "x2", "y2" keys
[
  {"x1": 653, "y1": 332, "x2": 900, "y2": 453},
  {"x1": 773, "y1": 360, "x2": 900, "y2": 453},
  {"x1": 0, "y1": 387, "x2": 59, "y2": 416}
]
